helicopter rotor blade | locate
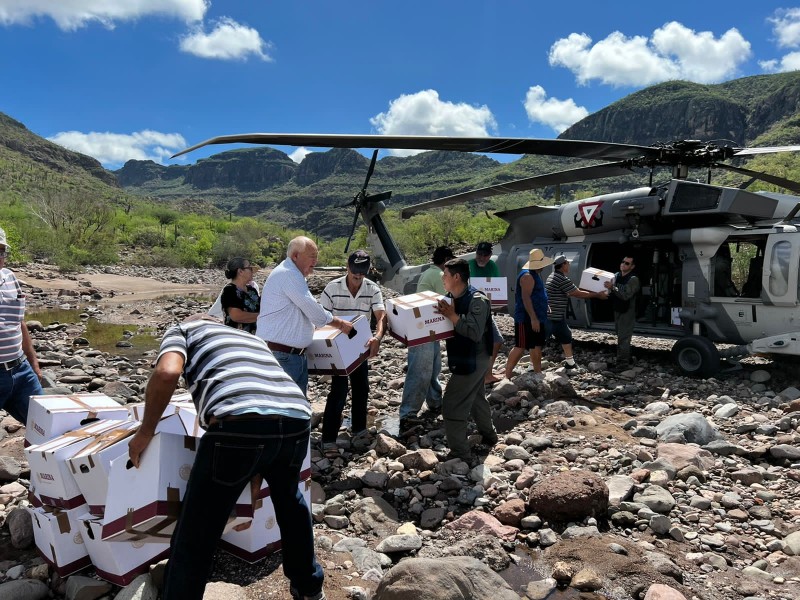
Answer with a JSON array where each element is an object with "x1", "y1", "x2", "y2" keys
[
  {"x1": 712, "y1": 162, "x2": 800, "y2": 195},
  {"x1": 400, "y1": 161, "x2": 635, "y2": 218},
  {"x1": 343, "y1": 206, "x2": 362, "y2": 254},
  {"x1": 365, "y1": 191, "x2": 392, "y2": 204},
  {"x1": 362, "y1": 149, "x2": 378, "y2": 193},
  {"x1": 172, "y1": 133, "x2": 656, "y2": 162}
]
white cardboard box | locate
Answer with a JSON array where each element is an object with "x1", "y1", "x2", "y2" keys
[
  {"x1": 307, "y1": 315, "x2": 372, "y2": 375},
  {"x1": 385, "y1": 291, "x2": 454, "y2": 347},
  {"x1": 28, "y1": 504, "x2": 92, "y2": 577},
  {"x1": 67, "y1": 414, "x2": 187, "y2": 517},
  {"x1": 128, "y1": 397, "x2": 204, "y2": 438},
  {"x1": 78, "y1": 514, "x2": 170, "y2": 586},
  {"x1": 26, "y1": 419, "x2": 131, "y2": 509},
  {"x1": 471, "y1": 277, "x2": 508, "y2": 307},
  {"x1": 100, "y1": 431, "x2": 197, "y2": 542},
  {"x1": 220, "y1": 479, "x2": 312, "y2": 563},
  {"x1": 579, "y1": 268, "x2": 615, "y2": 293},
  {"x1": 26, "y1": 393, "x2": 130, "y2": 447}
]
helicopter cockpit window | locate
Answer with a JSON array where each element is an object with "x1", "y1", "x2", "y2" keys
[{"x1": 769, "y1": 240, "x2": 791, "y2": 297}]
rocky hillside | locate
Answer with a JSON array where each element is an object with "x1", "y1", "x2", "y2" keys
[{"x1": 0, "y1": 113, "x2": 121, "y2": 204}]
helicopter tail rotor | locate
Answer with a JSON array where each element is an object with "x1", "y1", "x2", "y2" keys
[{"x1": 343, "y1": 149, "x2": 392, "y2": 253}]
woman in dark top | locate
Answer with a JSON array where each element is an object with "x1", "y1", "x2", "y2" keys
[{"x1": 220, "y1": 257, "x2": 261, "y2": 334}]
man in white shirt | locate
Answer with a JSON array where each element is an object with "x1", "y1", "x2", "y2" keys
[{"x1": 257, "y1": 236, "x2": 352, "y2": 394}]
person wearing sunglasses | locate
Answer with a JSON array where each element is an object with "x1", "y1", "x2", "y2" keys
[
  {"x1": 604, "y1": 256, "x2": 641, "y2": 370},
  {"x1": 0, "y1": 225, "x2": 44, "y2": 426},
  {"x1": 220, "y1": 257, "x2": 261, "y2": 334}
]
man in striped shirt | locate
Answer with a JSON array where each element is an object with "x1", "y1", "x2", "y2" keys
[
  {"x1": 319, "y1": 250, "x2": 386, "y2": 457},
  {"x1": 0, "y1": 225, "x2": 43, "y2": 425},
  {"x1": 545, "y1": 255, "x2": 607, "y2": 369},
  {"x1": 257, "y1": 236, "x2": 353, "y2": 395},
  {"x1": 128, "y1": 317, "x2": 325, "y2": 600}
]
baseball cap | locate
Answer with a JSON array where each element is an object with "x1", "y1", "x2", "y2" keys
[
  {"x1": 0, "y1": 226, "x2": 9, "y2": 249},
  {"x1": 553, "y1": 255, "x2": 568, "y2": 267},
  {"x1": 348, "y1": 250, "x2": 371, "y2": 274},
  {"x1": 476, "y1": 242, "x2": 492, "y2": 255}
]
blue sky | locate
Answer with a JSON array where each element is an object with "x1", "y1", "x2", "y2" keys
[{"x1": 2, "y1": 1, "x2": 800, "y2": 169}]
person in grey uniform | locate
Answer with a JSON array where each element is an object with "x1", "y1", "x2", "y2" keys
[
  {"x1": 436, "y1": 258, "x2": 498, "y2": 461},
  {"x1": 604, "y1": 255, "x2": 640, "y2": 369}
]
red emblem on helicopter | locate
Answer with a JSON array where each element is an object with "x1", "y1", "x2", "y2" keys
[{"x1": 575, "y1": 200, "x2": 604, "y2": 229}]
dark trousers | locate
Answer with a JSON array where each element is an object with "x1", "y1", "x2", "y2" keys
[
  {"x1": 162, "y1": 417, "x2": 323, "y2": 600},
  {"x1": 322, "y1": 360, "x2": 369, "y2": 443},
  {"x1": 0, "y1": 358, "x2": 43, "y2": 424}
]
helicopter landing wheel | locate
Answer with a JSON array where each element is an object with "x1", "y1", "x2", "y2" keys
[{"x1": 671, "y1": 336, "x2": 720, "y2": 378}]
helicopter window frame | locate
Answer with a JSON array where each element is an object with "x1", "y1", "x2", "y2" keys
[{"x1": 769, "y1": 240, "x2": 791, "y2": 297}]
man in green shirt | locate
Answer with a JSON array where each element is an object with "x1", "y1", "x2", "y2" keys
[
  {"x1": 398, "y1": 246, "x2": 453, "y2": 433},
  {"x1": 468, "y1": 242, "x2": 501, "y2": 277},
  {"x1": 468, "y1": 242, "x2": 503, "y2": 384}
]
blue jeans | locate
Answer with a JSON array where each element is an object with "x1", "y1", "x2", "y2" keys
[
  {"x1": 162, "y1": 417, "x2": 322, "y2": 600},
  {"x1": 0, "y1": 357, "x2": 42, "y2": 424},
  {"x1": 399, "y1": 341, "x2": 442, "y2": 419},
  {"x1": 322, "y1": 360, "x2": 369, "y2": 442},
  {"x1": 273, "y1": 351, "x2": 308, "y2": 396}
]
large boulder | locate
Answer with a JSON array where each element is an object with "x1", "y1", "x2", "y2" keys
[
  {"x1": 528, "y1": 470, "x2": 608, "y2": 522},
  {"x1": 373, "y1": 556, "x2": 520, "y2": 600},
  {"x1": 656, "y1": 413, "x2": 720, "y2": 445}
]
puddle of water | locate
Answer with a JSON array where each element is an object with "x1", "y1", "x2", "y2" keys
[
  {"x1": 500, "y1": 548, "x2": 609, "y2": 599},
  {"x1": 28, "y1": 307, "x2": 160, "y2": 360}
]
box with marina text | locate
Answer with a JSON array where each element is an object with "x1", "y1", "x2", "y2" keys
[
  {"x1": 385, "y1": 291, "x2": 453, "y2": 347},
  {"x1": 307, "y1": 315, "x2": 372, "y2": 375},
  {"x1": 471, "y1": 277, "x2": 508, "y2": 307},
  {"x1": 26, "y1": 419, "x2": 131, "y2": 509},
  {"x1": 26, "y1": 393, "x2": 130, "y2": 447}
]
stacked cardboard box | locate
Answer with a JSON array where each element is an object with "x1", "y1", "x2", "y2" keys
[{"x1": 24, "y1": 393, "x2": 313, "y2": 583}]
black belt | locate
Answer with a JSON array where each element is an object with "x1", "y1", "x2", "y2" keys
[
  {"x1": 208, "y1": 413, "x2": 283, "y2": 425},
  {"x1": 0, "y1": 356, "x2": 25, "y2": 371},
  {"x1": 267, "y1": 342, "x2": 306, "y2": 355}
]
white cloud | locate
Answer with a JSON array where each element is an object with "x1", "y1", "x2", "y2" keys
[
  {"x1": 179, "y1": 17, "x2": 272, "y2": 61},
  {"x1": 524, "y1": 85, "x2": 588, "y2": 133},
  {"x1": 289, "y1": 147, "x2": 311, "y2": 163},
  {"x1": 549, "y1": 22, "x2": 751, "y2": 86},
  {"x1": 769, "y1": 8, "x2": 800, "y2": 48},
  {"x1": 369, "y1": 90, "x2": 497, "y2": 156},
  {"x1": 48, "y1": 130, "x2": 187, "y2": 167},
  {"x1": 0, "y1": 0, "x2": 206, "y2": 30},
  {"x1": 760, "y1": 51, "x2": 800, "y2": 73}
]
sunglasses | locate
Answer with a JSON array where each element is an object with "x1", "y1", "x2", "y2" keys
[
  {"x1": 621, "y1": 261, "x2": 632, "y2": 266},
  {"x1": 0, "y1": 251, "x2": 8, "y2": 258}
]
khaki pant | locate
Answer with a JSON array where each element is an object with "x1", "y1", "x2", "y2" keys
[{"x1": 442, "y1": 352, "x2": 497, "y2": 458}]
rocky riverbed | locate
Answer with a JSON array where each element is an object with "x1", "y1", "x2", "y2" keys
[{"x1": 0, "y1": 264, "x2": 799, "y2": 600}]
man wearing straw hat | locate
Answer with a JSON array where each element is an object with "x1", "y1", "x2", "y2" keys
[{"x1": 504, "y1": 248, "x2": 553, "y2": 377}]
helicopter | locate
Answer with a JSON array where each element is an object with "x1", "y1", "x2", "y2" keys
[{"x1": 174, "y1": 134, "x2": 800, "y2": 377}]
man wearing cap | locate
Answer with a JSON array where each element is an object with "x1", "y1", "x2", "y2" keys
[
  {"x1": 257, "y1": 236, "x2": 353, "y2": 395},
  {"x1": 468, "y1": 242, "x2": 501, "y2": 277},
  {"x1": 469, "y1": 242, "x2": 504, "y2": 384},
  {"x1": 504, "y1": 248, "x2": 553, "y2": 377},
  {"x1": 0, "y1": 225, "x2": 43, "y2": 425},
  {"x1": 546, "y1": 255, "x2": 607, "y2": 369},
  {"x1": 319, "y1": 250, "x2": 386, "y2": 457},
  {"x1": 398, "y1": 245, "x2": 454, "y2": 433}
]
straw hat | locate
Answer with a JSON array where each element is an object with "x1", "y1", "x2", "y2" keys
[{"x1": 523, "y1": 248, "x2": 554, "y2": 270}]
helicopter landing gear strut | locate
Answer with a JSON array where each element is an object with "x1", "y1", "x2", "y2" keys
[{"x1": 671, "y1": 336, "x2": 720, "y2": 378}]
